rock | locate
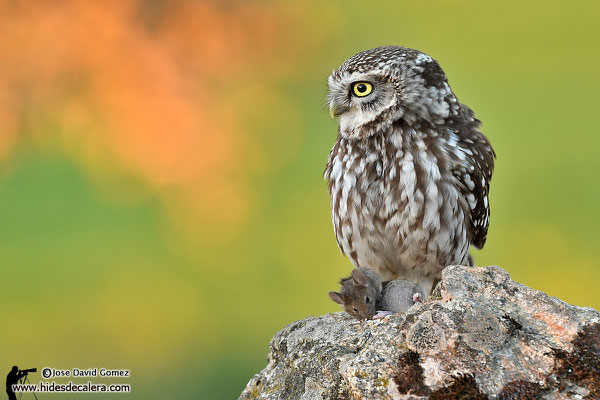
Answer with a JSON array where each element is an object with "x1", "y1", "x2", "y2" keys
[{"x1": 239, "y1": 266, "x2": 600, "y2": 399}]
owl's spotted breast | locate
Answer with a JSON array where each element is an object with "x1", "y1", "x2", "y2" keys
[{"x1": 325, "y1": 120, "x2": 473, "y2": 295}]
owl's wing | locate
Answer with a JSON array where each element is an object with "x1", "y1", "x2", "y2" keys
[{"x1": 449, "y1": 104, "x2": 496, "y2": 249}]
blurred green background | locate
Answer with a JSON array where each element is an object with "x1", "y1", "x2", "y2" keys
[{"x1": 1, "y1": 0, "x2": 599, "y2": 398}]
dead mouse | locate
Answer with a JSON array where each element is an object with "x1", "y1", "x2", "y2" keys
[{"x1": 329, "y1": 268, "x2": 422, "y2": 320}]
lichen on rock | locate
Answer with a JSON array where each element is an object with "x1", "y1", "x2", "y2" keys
[{"x1": 239, "y1": 266, "x2": 600, "y2": 399}]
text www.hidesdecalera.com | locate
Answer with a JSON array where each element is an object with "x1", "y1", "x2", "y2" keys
[
  {"x1": 13, "y1": 381, "x2": 130, "y2": 393},
  {"x1": 12, "y1": 367, "x2": 131, "y2": 394}
]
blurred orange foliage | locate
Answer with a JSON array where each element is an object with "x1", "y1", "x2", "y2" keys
[{"x1": 0, "y1": 0, "x2": 314, "y2": 231}]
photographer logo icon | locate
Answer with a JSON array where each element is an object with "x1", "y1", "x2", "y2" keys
[{"x1": 6, "y1": 366, "x2": 37, "y2": 400}]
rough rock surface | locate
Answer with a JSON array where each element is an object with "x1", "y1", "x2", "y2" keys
[{"x1": 239, "y1": 266, "x2": 600, "y2": 399}]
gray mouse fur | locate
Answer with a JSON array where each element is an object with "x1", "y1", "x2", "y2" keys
[
  {"x1": 329, "y1": 268, "x2": 422, "y2": 320},
  {"x1": 377, "y1": 279, "x2": 422, "y2": 314}
]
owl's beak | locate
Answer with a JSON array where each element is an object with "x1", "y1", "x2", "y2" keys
[{"x1": 329, "y1": 104, "x2": 348, "y2": 119}]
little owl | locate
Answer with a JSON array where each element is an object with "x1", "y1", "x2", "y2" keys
[{"x1": 324, "y1": 46, "x2": 495, "y2": 296}]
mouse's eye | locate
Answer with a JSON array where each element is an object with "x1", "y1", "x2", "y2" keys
[
  {"x1": 353, "y1": 308, "x2": 358, "y2": 312},
  {"x1": 365, "y1": 296, "x2": 371, "y2": 303}
]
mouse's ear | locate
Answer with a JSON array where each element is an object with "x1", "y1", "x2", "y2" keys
[
  {"x1": 351, "y1": 268, "x2": 368, "y2": 287},
  {"x1": 328, "y1": 291, "x2": 345, "y2": 305}
]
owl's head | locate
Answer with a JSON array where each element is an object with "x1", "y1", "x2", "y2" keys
[{"x1": 327, "y1": 46, "x2": 457, "y2": 139}]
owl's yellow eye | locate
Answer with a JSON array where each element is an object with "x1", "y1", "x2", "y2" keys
[{"x1": 352, "y1": 82, "x2": 373, "y2": 97}]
